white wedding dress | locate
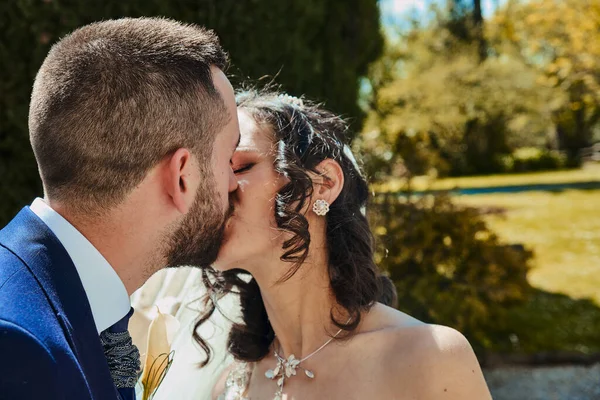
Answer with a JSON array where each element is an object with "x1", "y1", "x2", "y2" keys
[
  {"x1": 216, "y1": 362, "x2": 252, "y2": 400},
  {"x1": 130, "y1": 267, "x2": 240, "y2": 400}
]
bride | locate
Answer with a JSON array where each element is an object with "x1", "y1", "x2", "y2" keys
[{"x1": 195, "y1": 90, "x2": 492, "y2": 399}]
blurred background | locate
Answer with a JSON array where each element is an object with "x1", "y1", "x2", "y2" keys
[{"x1": 1, "y1": 1, "x2": 599, "y2": 398}]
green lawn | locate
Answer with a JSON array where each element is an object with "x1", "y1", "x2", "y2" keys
[
  {"x1": 431, "y1": 164, "x2": 600, "y2": 191},
  {"x1": 376, "y1": 165, "x2": 600, "y2": 304},
  {"x1": 456, "y1": 189, "x2": 600, "y2": 305},
  {"x1": 448, "y1": 168, "x2": 600, "y2": 354},
  {"x1": 376, "y1": 163, "x2": 600, "y2": 192}
]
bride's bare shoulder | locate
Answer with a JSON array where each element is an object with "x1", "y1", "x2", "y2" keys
[
  {"x1": 362, "y1": 303, "x2": 469, "y2": 346},
  {"x1": 358, "y1": 304, "x2": 492, "y2": 399}
]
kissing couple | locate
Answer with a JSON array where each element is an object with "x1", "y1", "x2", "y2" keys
[{"x1": 0, "y1": 17, "x2": 491, "y2": 400}]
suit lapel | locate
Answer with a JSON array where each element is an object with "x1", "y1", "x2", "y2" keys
[{"x1": 0, "y1": 207, "x2": 119, "y2": 398}]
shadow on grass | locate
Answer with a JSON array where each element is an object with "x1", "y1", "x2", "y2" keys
[{"x1": 483, "y1": 289, "x2": 600, "y2": 366}]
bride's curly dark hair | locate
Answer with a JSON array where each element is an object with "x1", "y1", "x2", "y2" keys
[{"x1": 192, "y1": 90, "x2": 383, "y2": 365}]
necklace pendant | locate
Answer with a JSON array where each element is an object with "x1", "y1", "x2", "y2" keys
[
  {"x1": 266, "y1": 359, "x2": 283, "y2": 380},
  {"x1": 284, "y1": 355, "x2": 300, "y2": 378},
  {"x1": 305, "y1": 369, "x2": 315, "y2": 379}
]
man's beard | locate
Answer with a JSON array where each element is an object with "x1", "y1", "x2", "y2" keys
[{"x1": 164, "y1": 181, "x2": 234, "y2": 269}]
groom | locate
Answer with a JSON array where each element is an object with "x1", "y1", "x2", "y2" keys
[{"x1": 0, "y1": 18, "x2": 240, "y2": 399}]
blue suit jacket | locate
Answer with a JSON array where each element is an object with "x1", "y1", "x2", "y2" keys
[{"x1": 0, "y1": 207, "x2": 130, "y2": 399}]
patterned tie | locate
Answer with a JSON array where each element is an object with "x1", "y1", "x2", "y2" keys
[{"x1": 100, "y1": 307, "x2": 141, "y2": 400}]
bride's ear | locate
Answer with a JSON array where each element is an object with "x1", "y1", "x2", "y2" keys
[{"x1": 312, "y1": 158, "x2": 344, "y2": 205}]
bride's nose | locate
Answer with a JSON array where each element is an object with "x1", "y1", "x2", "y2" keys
[{"x1": 228, "y1": 167, "x2": 239, "y2": 193}]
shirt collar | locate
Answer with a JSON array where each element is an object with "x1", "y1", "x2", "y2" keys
[{"x1": 30, "y1": 198, "x2": 131, "y2": 333}]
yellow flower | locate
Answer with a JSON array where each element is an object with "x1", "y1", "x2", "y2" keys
[{"x1": 140, "y1": 307, "x2": 180, "y2": 400}]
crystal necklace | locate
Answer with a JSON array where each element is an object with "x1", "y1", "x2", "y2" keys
[{"x1": 264, "y1": 324, "x2": 347, "y2": 400}]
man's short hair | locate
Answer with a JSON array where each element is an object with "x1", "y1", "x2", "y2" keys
[{"x1": 29, "y1": 17, "x2": 229, "y2": 213}]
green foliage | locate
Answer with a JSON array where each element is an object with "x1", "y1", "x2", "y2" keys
[
  {"x1": 489, "y1": 0, "x2": 600, "y2": 162},
  {"x1": 360, "y1": 14, "x2": 556, "y2": 179},
  {"x1": 361, "y1": 0, "x2": 600, "y2": 178},
  {"x1": 501, "y1": 289, "x2": 600, "y2": 354},
  {"x1": 500, "y1": 147, "x2": 568, "y2": 174},
  {"x1": 0, "y1": 0, "x2": 382, "y2": 225},
  {"x1": 369, "y1": 194, "x2": 532, "y2": 351}
]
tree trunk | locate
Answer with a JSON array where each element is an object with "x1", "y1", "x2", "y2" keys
[{"x1": 473, "y1": 0, "x2": 487, "y2": 62}]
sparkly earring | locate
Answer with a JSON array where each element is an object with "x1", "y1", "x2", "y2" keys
[{"x1": 312, "y1": 199, "x2": 330, "y2": 216}]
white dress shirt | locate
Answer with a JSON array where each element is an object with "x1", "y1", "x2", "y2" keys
[{"x1": 30, "y1": 198, "x2": 131, "y2": 333}]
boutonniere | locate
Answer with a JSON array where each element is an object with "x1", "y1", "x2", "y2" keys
[{"x1": 140, "y1": 307, "x2": 180, "y2": 400}]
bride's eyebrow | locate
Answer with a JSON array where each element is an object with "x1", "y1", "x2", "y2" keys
[{"x1": 234, "y1": 147, "x2": 260, "y2": 154}]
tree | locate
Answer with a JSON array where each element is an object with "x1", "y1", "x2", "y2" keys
[
  {"x1": 359, "y1": 6, "x2": 553, "y2": 179},
  {"x1": 488, "y1": 0, "x2": 600, "y2": 161},
  {"x1": 445, "y1": 0, "x2": 487, "y2": 62},
  {"x1": 0, "y1": 0, "x2": 383, "y2": 225}
]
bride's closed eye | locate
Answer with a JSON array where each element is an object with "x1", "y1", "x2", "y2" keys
[{"x1": 233, "y1": 163, "x2": 255, "y2": 174}]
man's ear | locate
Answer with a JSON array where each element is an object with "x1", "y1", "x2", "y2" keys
[
  {"x1": 312, "y1": 158, "x2": 344, "y2": 205},
  {"x1": 164, "y1": 148, "x2": 199, "y2": 214}
]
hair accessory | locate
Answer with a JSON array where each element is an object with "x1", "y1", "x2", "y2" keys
[
  {"x1": 342, "y1": 145, "x2": 367, "y2": 216},
  {"x1": 312, "y1": 199, "x2": 330, "y2": 216},
  {"x1": 342, "y1": 144, "x2": 361, "y2": 175},
  {"x1": 278, "y1": 93, "x2": 313, "y2": 157},
  {"x1": 278, "y1": 93, "x2": 304, "y2": 107}
]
